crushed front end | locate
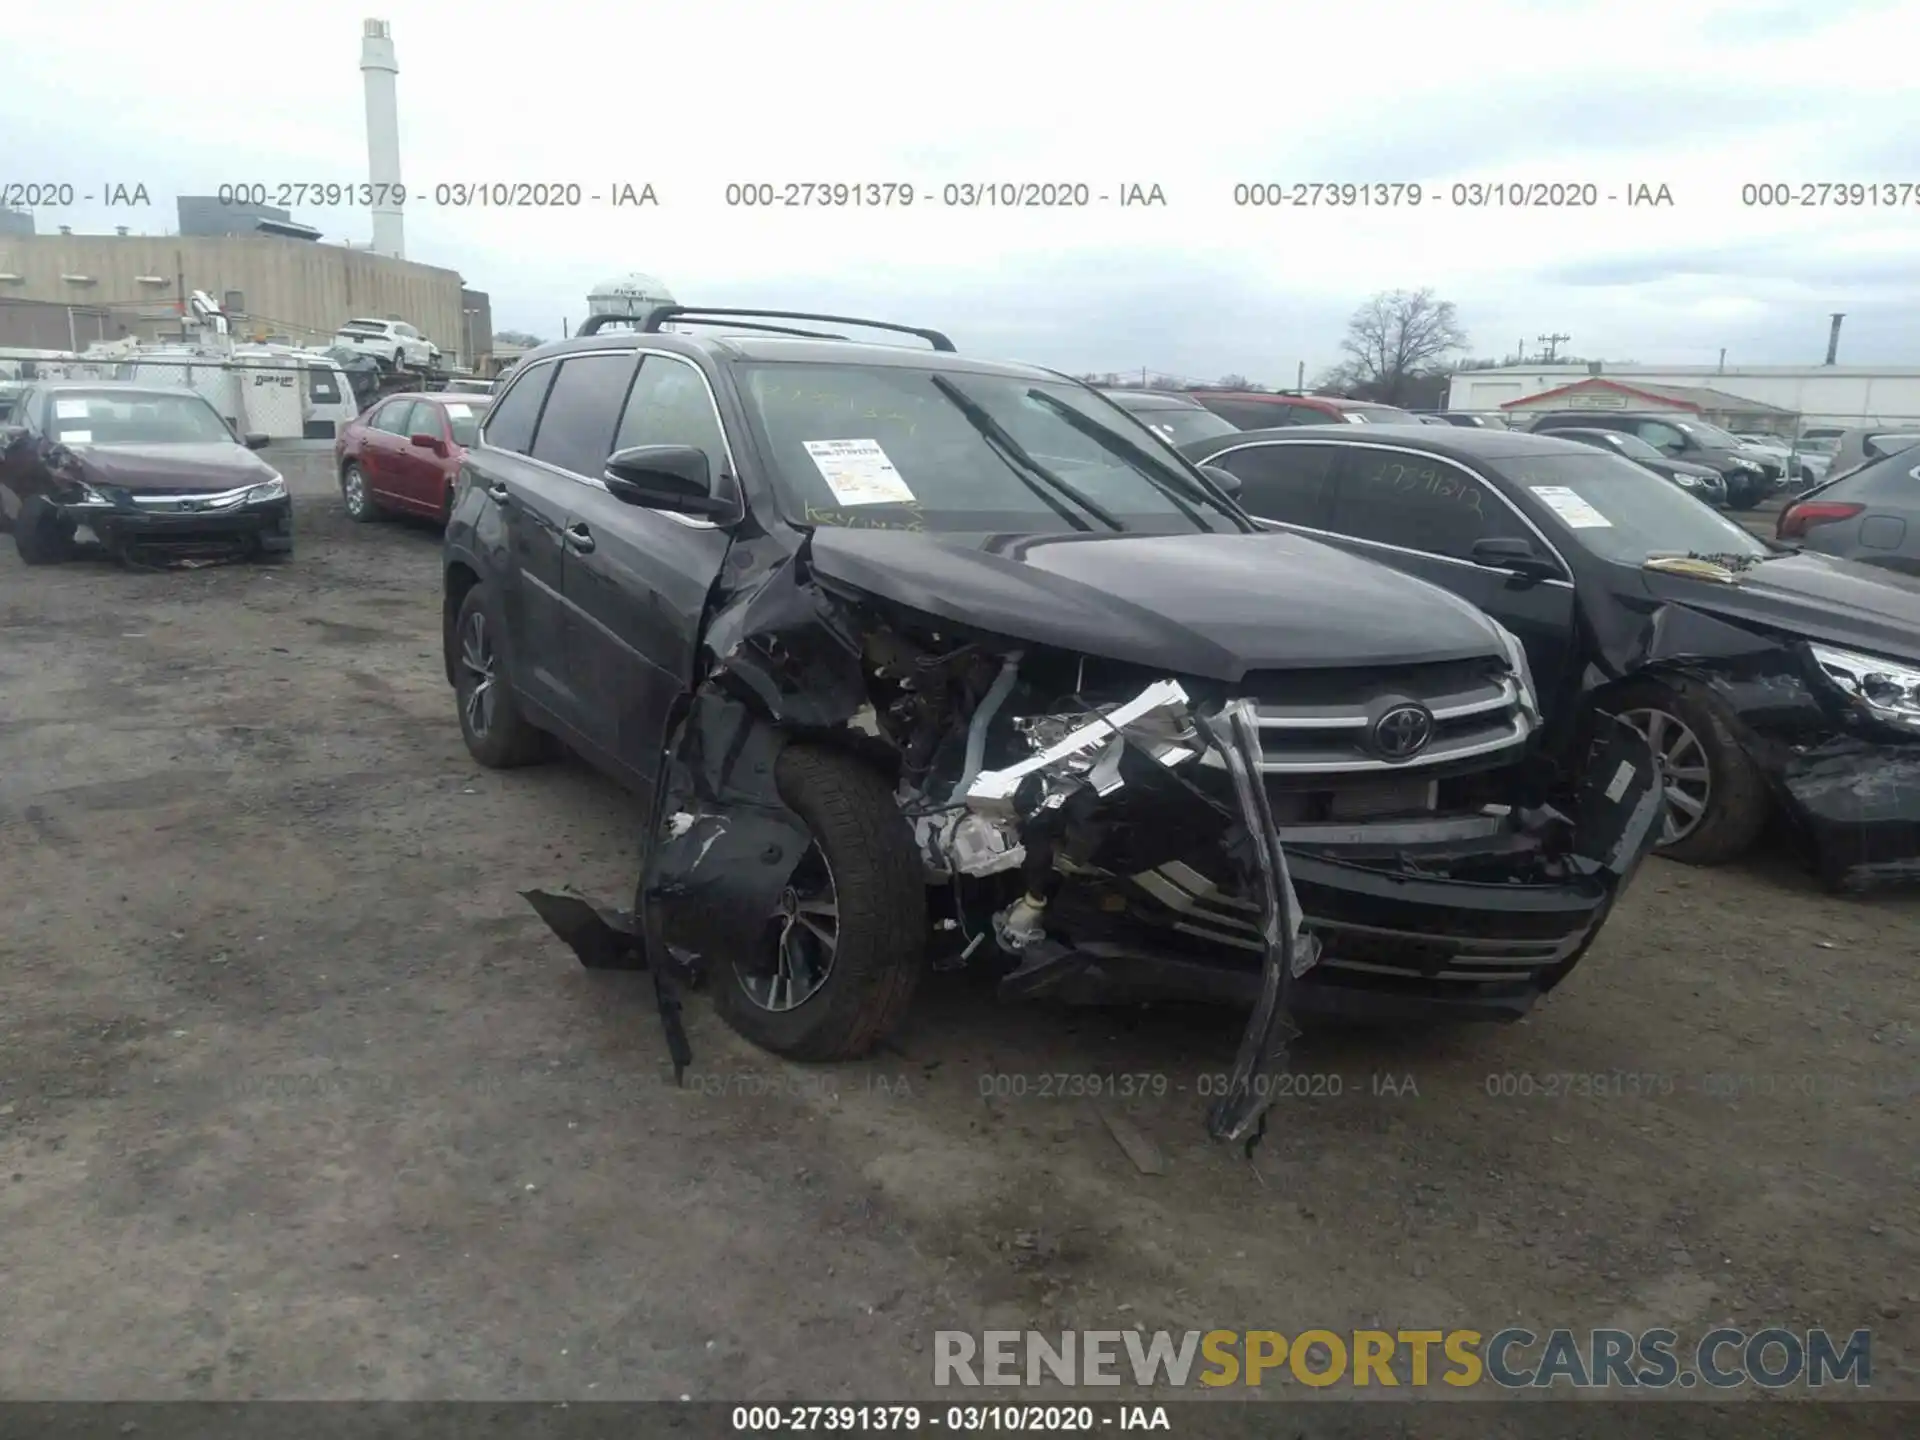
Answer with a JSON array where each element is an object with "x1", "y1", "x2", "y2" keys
[{"x1": 530, "y1": 554, "x2": 1664, "y2": 1144}]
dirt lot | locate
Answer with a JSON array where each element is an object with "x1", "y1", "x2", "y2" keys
[{"x1": 0, "y1": 458, "x2": 1914, "y2": 1421}]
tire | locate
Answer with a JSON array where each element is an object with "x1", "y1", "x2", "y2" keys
[
  {"x1": 714, "y1": 744, "x2": 928, "y2": 1061},
  {"x1": 452, "y1": 584, "x2": 548, "y2": 768},
  {"x1": 340, "y1": 461, "x2": 383, "y2": 522},
  {"x1": 14, "y1": 496, "x2": 74, "y2": 565},
  {"x1": 1607, "y1": 677, "x2": 1771, "y2": 866},
  {"x1": 1727, "y1": 486, "x2": 1763, "y2": 511}
]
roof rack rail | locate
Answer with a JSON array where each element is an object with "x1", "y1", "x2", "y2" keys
[{"x1": 629, "y1": 306, "x2": 956, "y2": 352}]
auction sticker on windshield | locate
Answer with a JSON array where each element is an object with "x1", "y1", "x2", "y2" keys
[
  {"x1": 802, "y1": 438, "x2": 915, "y2": 506},
  {"x1": 1530, "y1": 485, "x2": 1612, "y2": 528},
  {"x1": 59, "y1": 429, "x2": 93, "y2": 443},
  {"x1": 55, "y1": 398, "x2": 89, "y2": 419},
  {"x1": 445, "y1": 403, "x2": 474, "y2": 418}
]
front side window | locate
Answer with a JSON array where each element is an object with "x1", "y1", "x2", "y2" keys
[
  {"x1": 613, "y1": 356, "x2": 728, "y2": 464},
  {"x1": 1326, "y1": 447, "x2": 1531, "y2": 562},
  {"x1": 371, "y1": 400, "x2": 417, "y2": 436},
  {"x1": 44, "y1": 390, "x2": 231, "y2": 446},
  {"x1": 1496, "y1": 450, "x2": 1767, "y2": 566},
  {"x1": 1211, "y1": 442, "x2": 1339, "y2": 526},
  {"x1": 737, "y1": 363, "x2": 1242, "y2": 534},
  {"x1": 529, "y1": 353, "x2": 637, "y2": 476}
]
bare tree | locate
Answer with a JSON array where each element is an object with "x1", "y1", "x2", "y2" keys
[
  {"x1": 1327, "y1": 289, "x2": 1468, "y2": 404},
  {"x1": 494, "y1": 329, "x2": 547, "y2": 348},
  {"x1": 1215, "y1": 373, "x2": 1257, "y2": 390}
]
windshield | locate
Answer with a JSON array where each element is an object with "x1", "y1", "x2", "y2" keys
[
  {"x1": 1497, "y1": 450, "x2": 1768, "y2": 565},
  {"x1": 736, "y1": 363, "x2": 1243, "y2": 534},
  {"x1": 1794, "y1": 435, "x2": 1838, "y2": 454},
  {"x1": 1674, "y1": 419, "x2": 1745, "y2": 448},
  {"x1": 441, "y1": 401, "x2": 482, "y2": 447},
  {"x1": 46, "y1": 390, "x2": 232, "y2": 445},
  {"x1": 1589, "y1": 430, "x2": 1664, "y2": 461},
  {"x1": 1114, "y1": 404, "x2": 1238, "y2": 446}
]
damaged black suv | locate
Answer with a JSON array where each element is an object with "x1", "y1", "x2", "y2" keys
[{"x1": 442, "y1": 308, "x2": 1662, "y2": 1140}]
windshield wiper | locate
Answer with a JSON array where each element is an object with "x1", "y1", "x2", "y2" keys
[
  {"x1": 927, "y1": 374, "x2": 1121, "y2": 532},
  {"x1": 1023, "y1": 388, "x2": 1244, "y2": 532}
]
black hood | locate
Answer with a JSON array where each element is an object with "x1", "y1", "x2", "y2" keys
[
  {"x1": 66, "y1": 441, "x2": 279, "y2": 493},
  {"x1": 1642, "y1": 550, "x2": 1920, "y2": 666},
  {"x1": 804, "y1": 528, "x2": 1508, "y2": 681}
]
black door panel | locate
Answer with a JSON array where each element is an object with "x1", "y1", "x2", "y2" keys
[{"x1": 564, "y1": 488, "x2": 732, "y2": 794}]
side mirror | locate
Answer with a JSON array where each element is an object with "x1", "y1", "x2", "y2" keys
[
  {"x1": 243, "y1": 431, "x2": 272, "y2": 450},
  {"x1": 603, "y1": 443, "x2": 734, "y2": 518},
  {"x1": 1472, "y1": 536, "x2": 1559, "y2": 581},
  {"x1": 409, "y1": 432, "x2": 448, "y2": 457},
  {"x1": 1198, "y1": 463, "x2": 1242, "y2": 499}
]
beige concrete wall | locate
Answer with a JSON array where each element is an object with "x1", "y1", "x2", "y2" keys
[{"x1": 0, "y1": 235, "x2": 468, "y2": 353}]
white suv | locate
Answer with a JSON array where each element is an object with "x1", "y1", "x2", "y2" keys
[{"x1": 332, "y1": 318, "x2": 439, "y2": 372}]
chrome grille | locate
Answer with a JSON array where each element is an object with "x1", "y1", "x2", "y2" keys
[{"x1": 1201, "y1": 667, "x2": 1532, "y2": 776}]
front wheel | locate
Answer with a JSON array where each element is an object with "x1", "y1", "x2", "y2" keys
[
  {"x1": 1609, "y1": 677, "x2": 1771, "y2": 866},
  {"x1": 714, "y1": 744, "x2": 928, "y2": 1061},
  {"x1": 14, "y1": 496, "x2": 74, "y2": 564}
]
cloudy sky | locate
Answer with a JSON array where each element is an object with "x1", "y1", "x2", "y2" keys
[{"x1": 7, "y1": 0, "x2": 1916, "y2": 382}]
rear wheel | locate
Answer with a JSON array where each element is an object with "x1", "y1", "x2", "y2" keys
[
  {"x1": 453, "y1": 585, "x2": 548, "y2": 768},
  {"x1": 13, "y1": 496, "x2": 74, "y2": 565},
  {"x1": 1610, "y1": 677, "x2": 1770, "y2": 866},
  {"x1": 714, "y1": 744, "x2": 928, "y2": 1061},
  {"x1": 341, "y1": 462, "x2": 382, "y2": 522}
]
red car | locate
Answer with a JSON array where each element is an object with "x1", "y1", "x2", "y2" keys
[
  {"x1": 335, "y1": 391, "x2": 486, "y2": 524},
  {"x1": 1189, "y1": 390, "x2": 1417, "y2": 429}
]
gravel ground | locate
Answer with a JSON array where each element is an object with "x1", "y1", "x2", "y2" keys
[{"x1": 0, "y1": 459, "x2": 1913, "y2": 1427}]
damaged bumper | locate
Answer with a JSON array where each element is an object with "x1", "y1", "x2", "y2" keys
[
  {"x1": 59, "y1": 490, "x2": 294, "y2": 560},
  {"x1": 1779, "y1": 738, "x2": 1920, "y2": 890}
]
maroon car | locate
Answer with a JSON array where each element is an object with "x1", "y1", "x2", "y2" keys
[{"x1": 335, "y1": 392, "x2": 486, "y2": 524}]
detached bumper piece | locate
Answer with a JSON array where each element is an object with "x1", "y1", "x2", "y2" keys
[{"x1": 1781, "y1": 738, "x2": 1920, "y2": 890}]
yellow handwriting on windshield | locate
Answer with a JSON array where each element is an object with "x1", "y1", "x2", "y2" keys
[{"x1": 805, "y1": 502, "x2": 926, "y2": 533}]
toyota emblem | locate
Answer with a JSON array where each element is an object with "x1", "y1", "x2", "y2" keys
[{"x1": 1370, "y1": 703, "x2": 1435, "y2": 761}]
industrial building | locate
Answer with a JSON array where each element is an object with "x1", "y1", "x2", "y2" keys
[
  {"x1": 0, "y1": 18, "x2": 494, "y2": 369},
  {"x1": 1447, "y1": 363, "x2": 1920, "y2": 430},
  {"x1": 0, "y1": 231, "x2": 483, "y2": 363},
  {"x1": 1492, "y1": 378, "x2": 1800, "y2": 433}
]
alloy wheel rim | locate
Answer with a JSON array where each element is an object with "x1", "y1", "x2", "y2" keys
[
  {"x1": 459, "y1": 608, "x2": 495, "y2": 737},
  {"x1": 344, "y1": 467, "x2": 365, "y2": 515},
  {"x1": 738, "y1": 845, "x2": 839, "y2": 1013},
  {"x1": 1619, "y1": 707, "x2": 1712, "y2": 845}
]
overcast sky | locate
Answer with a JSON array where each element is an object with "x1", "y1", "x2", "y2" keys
[{"x1": 6, "y1": 0, "x2": 1916, "y2": 382}]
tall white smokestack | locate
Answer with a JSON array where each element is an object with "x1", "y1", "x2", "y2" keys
[{"x1": 360, "y1": 18, "x2": 405, "y2": 259}]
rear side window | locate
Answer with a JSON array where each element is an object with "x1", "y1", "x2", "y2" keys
[
  {"x1": 482, "y1": 362, "x2": 558, "y2": 454},
  {"x1": 530, "y1": 353, "x2": 638, "y2": 475},
  {"x1": 1866, "y1": 432, "x2": 1920, "y2": 461},
  {"x1": 1327, "y1": 448, "x2": 1530, "y2": 561},
  {"x1": 1211, "y1": 442, "x2": 1339, "y2": 526}
]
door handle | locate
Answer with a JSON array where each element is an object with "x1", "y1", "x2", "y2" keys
[
  {"x1": 485, "y1": 481, "x2": 510, "y2": 504},
  {"x1": 563, "y1": 523, "x2": 595, "y2": 553}
]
